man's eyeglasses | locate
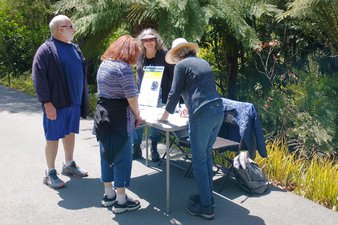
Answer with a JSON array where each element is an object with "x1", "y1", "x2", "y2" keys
[{"x1": 61, "y1": 25, "x2": 74, "y2": 29}]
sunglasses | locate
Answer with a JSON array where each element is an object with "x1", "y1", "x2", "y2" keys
[
  {"x1": 142, "y1": 38, "x2": 156, "y2": 43},
  {"x1": 61, "y1": 25, "x2": 74, "y2": 29}
]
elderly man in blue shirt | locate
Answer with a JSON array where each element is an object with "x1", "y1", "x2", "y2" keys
[{"x1": 32, "y1": 15, "x2": 89, "y2": 189}]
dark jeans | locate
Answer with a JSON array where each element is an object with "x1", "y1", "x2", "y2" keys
[
  {"x1": 133, "y1": 127, "x2": 160, "y2": 147},
  {"x1": 189, "y1": 100, "x2": 224, "y2": 206}
]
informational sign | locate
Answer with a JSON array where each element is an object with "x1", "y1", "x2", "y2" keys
[{"x1": 138, "y1": 66, "x2": 164, "y2": 107}]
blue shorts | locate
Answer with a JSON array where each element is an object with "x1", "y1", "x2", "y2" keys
[{"x1": 43, "y1": 105, "x2": 81, "y2": 141}]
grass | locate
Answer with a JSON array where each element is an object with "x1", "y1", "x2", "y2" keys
[
  {"x1": 255, "y1": 137, "x2": 338, "y2": 211},
  {"x1": 0, "y1": 72, "x2": 36, "y2": 96}
]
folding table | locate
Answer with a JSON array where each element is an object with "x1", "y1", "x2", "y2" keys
[{"x1": 140, "y1": 107, "x2": 188, "y2": 213}]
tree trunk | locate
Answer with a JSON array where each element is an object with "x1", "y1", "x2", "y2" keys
[
  {"x1": 226, "y1": 44, "x2": 239, "y2": 100},
  {"x1": 226, "y1": 54, "x2": 238, "y2": 99}
]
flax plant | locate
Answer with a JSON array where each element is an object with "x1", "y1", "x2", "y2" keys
[
  {"x1": 256, "y1": 138, "x2": 338, "y2": 210},
  {"x1": 298, "y1": 157, "x2": 338, "y2": 209},
  {"x1": 258, "y1": 137, "x2": 301, "y2": 188}
]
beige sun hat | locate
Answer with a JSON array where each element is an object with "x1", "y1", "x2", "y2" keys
[{"x1": 165, "y1": 38, "x2": 199, "y2": 64}]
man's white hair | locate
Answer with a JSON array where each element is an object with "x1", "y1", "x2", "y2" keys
[{"x1": 49, "y1": 15, "x2": 70, "y2": 36}]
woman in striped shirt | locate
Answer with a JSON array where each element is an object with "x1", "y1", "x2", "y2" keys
[{"x1": 94, "y1": 35, "x2": 142, "y2": 214}]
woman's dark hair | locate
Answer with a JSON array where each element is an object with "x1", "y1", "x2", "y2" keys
[{"x1": 173, "y1": 47, "x2": 197, "y2": 61}]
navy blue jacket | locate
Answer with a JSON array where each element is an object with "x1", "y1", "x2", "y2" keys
[
  {"x1": 32, "y1": 38, "x2": 88, "y2": 118},
  {"x1": 220, "y1": 98, "x2": 267, "y2": 159}
]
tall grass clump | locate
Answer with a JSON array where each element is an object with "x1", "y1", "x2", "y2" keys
[
  {"x1": 256, "y1": 138, "x2": 338, "y2": 210},
  {"x1": 298, "y1": 157, "x2": 338, "y2": 210}
]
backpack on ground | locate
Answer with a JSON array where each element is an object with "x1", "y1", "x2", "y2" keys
[{"x1": 232, "y1": 151, "x2": 269, "y2": 194}]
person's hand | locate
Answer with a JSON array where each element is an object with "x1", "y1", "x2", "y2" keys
[
  {"x1": 180, "y1": 107, "x2": 189, "y2": 117},
  {"x1": 135, "y1": 115, "x2": 143, "y2": 128},
  {"x1": 159, "y1": 111, "x2": 169, "y2": 121},
  {"x1": 44, "y1": 102, "x2": 57, "y2": 120}
]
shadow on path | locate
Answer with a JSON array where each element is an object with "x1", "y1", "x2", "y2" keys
[
  {"x1": 111, "y1": 164, "x2": 267, "y2": 225},
  {"x1": 57, "y1": 177, "x2": 103, "y2": 210}
]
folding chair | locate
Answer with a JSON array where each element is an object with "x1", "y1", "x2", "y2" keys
[
  {"x1": 167, "y1": 114, "x2": 242, "y2": 179},
  {"x1": 210, "y1": 110, "x2": 243, "y2": 191},
  {"x1": 158, "y1": 128, "x2": 193, "y2": 177},
  {"x1": 183, "y1": 110, "x2": 243, "y2": 179}
]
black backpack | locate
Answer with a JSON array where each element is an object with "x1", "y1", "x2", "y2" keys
[{"x1": 233, "y1": 159, "x2": 269, "y2": 194}]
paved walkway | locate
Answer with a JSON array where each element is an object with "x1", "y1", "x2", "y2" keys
[{"x1": 0, "y1": 85, "x2": 337, "y2": 225}]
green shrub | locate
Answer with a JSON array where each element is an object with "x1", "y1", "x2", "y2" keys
[
  {"x1": 0, "y1": 2, "x2": 49, "y2": 77},
  {"x1": 249, "y1": 70, "x2": 337, "y2": 158},
  {"x1": 88, "y1": 91, "x2": 97, "y2": 117}
]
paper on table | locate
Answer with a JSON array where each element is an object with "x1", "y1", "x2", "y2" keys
[
  {"x1": 140, "y1": 106, "x2": 188, "y2": 127},
  {"x1": 138, "y1": 66, "x2": 164, "y2": 107}
]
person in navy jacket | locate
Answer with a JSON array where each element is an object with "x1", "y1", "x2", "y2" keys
[{"x1": 32, "y1": 15, "x2": 89, "y2": 189}]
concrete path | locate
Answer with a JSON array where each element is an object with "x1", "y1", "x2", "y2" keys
[{"x1": 0, "y1": 85, "x2": 337, "y2": 225}]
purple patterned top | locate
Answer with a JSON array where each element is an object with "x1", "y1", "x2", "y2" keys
[{"x1": 97, "y1": 59, "x2": 138, "y2": 135}]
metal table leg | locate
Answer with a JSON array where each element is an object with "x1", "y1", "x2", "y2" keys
[
  {"x1": 166, "y1": 130, "x2": 170, "y2": 213},
  {"x1": 145, "y1": 125, "x2": 149, "y2": 166}
]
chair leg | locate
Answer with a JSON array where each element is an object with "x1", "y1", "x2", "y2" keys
[
  {"x1": 158, "y1": 152, "x2": 166, "y2": 166},
  {"x1": 184, "y1": 163, "x2": 193, "y2": 178},
  {"x1": 158, "y1": 141, "x2": 175, "y2": 166},
  {"x1": 218, "y1": 167, "x2": 233, "y2": 192}
]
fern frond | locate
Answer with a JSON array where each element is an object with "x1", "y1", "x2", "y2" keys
[
  {"x1": 207, "y1": 0, "x2": 261, "y2": 49},
  {"x1": 276, "y1": 0, "x2": 338, "y2": 44}
]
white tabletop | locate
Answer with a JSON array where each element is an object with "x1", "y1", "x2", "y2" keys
[{"x1": 140, "y1": 106, "x2": 188, "y2": 132}]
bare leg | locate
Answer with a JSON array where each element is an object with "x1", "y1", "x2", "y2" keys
[
  {"x1": 45, "y1": 140, "x2": 59, "y2": 169},
  {"x1": 101, "y1": 182, "x2": 116, "y2": 207},
  {"x1": 104, "y1": 182, "x2": 113, "y2": 189},
  {"x1": 62, "y1": 133, "x2": 75, "y2": 162},
  {"x1": 113, "y1": 187, "x2": 141, "y2": 213},
  {"x1": 116, "y1": 187, "x2": 126, "y2": 196},
  {"x1": 44, "y1": 139, "x2": 65, "y2": 189},
  {"x1": 61, "y1": 133, "x2": 88, "y2": 177}
]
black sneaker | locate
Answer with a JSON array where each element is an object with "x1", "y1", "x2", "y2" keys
[
  {"x1": 112, "y1": 197, "x2": 141, "y2": 214},
  {"x1": 188, "y1": 194, "x2": 215, "y2": 207},
  {"x1": 101, "y1": 194, "x2": 116, "y2": 207},
  {"x1": 132, "y1": 145, "x2": 143, "y2": 160},
  {"x1": 186, "y1": 202, "x2": 215, "y2": 220},
  {"x1": 151, "y1": 150, "x2": 160, "y2": 162}
]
